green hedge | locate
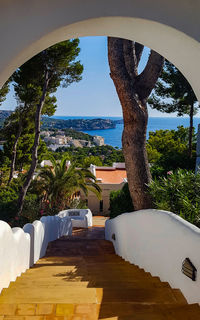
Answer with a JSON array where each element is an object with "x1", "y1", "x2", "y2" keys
[
  {"x1": 148, "y1": 169, "x2": 200, "y2": 227},
  {"x1": 109, "y1": 183, "x2": 134, "y2": 219}
]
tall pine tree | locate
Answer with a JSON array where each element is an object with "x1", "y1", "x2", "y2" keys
[
  {"x1": 149, "y1": 60, "x2": 198, "y2": 158},
  {"x1": 108, "y1": 38, "x2": 164, "y2": 210},
  {"x1": 12, "y1": 39, "x2": 83, "y2": 215}
]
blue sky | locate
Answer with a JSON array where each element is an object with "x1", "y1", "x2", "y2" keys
[{"x1": 1, "y1": 36, "x2": 178, "y2": 117}]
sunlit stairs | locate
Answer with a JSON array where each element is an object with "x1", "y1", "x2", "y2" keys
[{"x1": 0, "y1": 228, "x2": 200, "y2": 320}]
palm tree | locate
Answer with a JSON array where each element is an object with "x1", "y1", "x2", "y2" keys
[{"x1": 36, "y1": 155, "x2": 101, "y2": 213}]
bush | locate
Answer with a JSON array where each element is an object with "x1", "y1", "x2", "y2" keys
[
  {"x1": 0, "y1": 186, "x2": 18, "y2": 222},
  {"x1": 109, "y1": 183, "x2": 134, "y2": 219},
  {"x1": 22, "y1": 193, "x2": 41, "y2": 223},
  {"x1": 147, "y1": 127, "x2": 196, "y2": 176},
  {"x1": 0, "y1": 186, "x2": 41, "y2": 226},
  {"x1": 148, "y1": 170, "x2": 200, "y2": 227}
]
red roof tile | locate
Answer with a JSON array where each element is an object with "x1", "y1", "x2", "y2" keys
[{"x1": 95, "y1": 169, "x2": 127, "y2": 184}]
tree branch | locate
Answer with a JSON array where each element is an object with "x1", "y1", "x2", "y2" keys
[
  {"x1": 136, "y1": 50, "x2": 164, "y2": 101},
  {"x1": 107, "y1": 37, "x2": 131, "y2": 81},
  {"x1": 135, "y1": 42, "x2": 144, "y2": 67},
  {"x1": 123, "y1": 40, "x2": 138, "y2": 80}
]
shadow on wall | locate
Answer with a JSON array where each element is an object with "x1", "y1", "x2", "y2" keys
[{"x1": 105, "y1": 209, "x2": 200, "y2": 304}]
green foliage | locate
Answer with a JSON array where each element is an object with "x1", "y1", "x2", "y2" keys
[
  {"x1": 147, "y1": 126, "x2": 196, "y2": 177},
  {"x1": 149, "y1": 60, "x2": 198, "y2": 116},
  {"x1": 55, "y1": 145, "x2": 124, "y2": 167},
  {"x1": 0, "y1": 153, "x2": 10, "y2": 185},
  {"x1": 0, "y1": 80, "x2": 10, "y2": 105},
  {"x1": 148, "y1": 170, "x2": 200, "y2": 226},
  {"x1": 35, "y1": 155, "x2": 101, "y2": 214},
  {"x1": 12, "y1": 40, "x2": 83, "y2": 106},
  {"x1": 0, "y1": 182, "x2": 41, "y2": 225},
  {"x1": 41, "y1": 118, "x2": 115, "y2": 131},
  {"x1": 3, "y1": 135, "x2": 48, "y2": 170},
  {"x1": 63, "y1": 128, "x2": 93, "y2": 141},
  {"x1": 67, "y1": 198, "x2": 88, "y2": 209},
  {"x1": 0, "y1": 186, "x2": 18, "y2": 222},
  {"x1": 149, "y1": 60, "x2": 198, "y2": 157},
  {"x1": 109, "y1": 183, "x2": 134, "y2": 219},
  {"x1": 22, "y1": 193, "x2": 41, "y2": 223},
  {"x1": 82, "y1": 156, "x2": 103, "y2": 168}
]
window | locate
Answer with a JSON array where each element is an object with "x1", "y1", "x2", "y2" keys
[{"x1": 100, "y1": 200, "x2": 103, "y2": 212}]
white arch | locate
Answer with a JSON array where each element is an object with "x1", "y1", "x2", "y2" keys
[{"x1": 0, "y1": 0, "x2": 200, "y2": 99}]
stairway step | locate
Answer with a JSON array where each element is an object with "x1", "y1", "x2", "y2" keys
[
  {"x1": 99, "y1": 303, "x2": 200, "y2": 320},
  {"x1": 1, "y1": 303, "x2": 199, "y2": 320},
  {"x1": 0, "y1": 287, "x2": 180, "y2": 304},
  {"x1": 0, "y1": 224, "x2": 191, "y2": 320},
  {"x1": 96, "y1": 287, "x2": 180, "y2": 304},
  {"x1": 0, "y1": 288, "x2": 98, "y2": 304},
  {"x1": 172, "y1": 289, "x2": 188, "y2": 304}
]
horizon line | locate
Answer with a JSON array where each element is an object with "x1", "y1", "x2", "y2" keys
[{"x1": 52, "y1": 115, "x2": 200, "y2": 119}]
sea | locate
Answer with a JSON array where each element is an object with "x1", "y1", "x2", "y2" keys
[{"x1": 52, "y1": 116, "x2": 200, "y2": 149}]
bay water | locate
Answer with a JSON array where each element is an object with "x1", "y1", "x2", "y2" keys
[{"x1": 52, "y1": 116, "x2": 200, "y2": 149}]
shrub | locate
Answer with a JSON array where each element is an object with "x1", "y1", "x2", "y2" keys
[
  {"x1": 147, "y1": 127, "x2": 196, "y2": 176},
  {"x1": 0, "y1": 186, "x2": 41, "y2": 226},
  {"x1": 22, "y1": 193, "x2": 41, "y2": 223},
  {"x1": 148, "y1": 170, "x2": 200, "y2": 227},
  {"x1": 0, "y1": 186, "x2": 18, "y2": 222},
  {"x1": 109, "y1": 183, "x2": 134, "y2": 219}
]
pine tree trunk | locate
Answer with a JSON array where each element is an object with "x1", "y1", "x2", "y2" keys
[
  {"x1": 188, "y1": 104, "x2": 194, "y2": 159},
  {"x1": 17, "y1": 70, "x2": 49, "y2": 216},
  {"x1": 7, "y1": 120, "x2": 22, "y2": 186},
  {"x1": 111, "y1": 74, "x2": 152, "y2": 209},
  {"x1": 108, "y1": 37, "x2": 164, "y2": 210}
]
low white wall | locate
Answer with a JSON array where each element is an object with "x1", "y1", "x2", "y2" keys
[
  {"x1": 0, "y1": 221, "x2": 30, "y2": 291},
  {"x1": 0, "y1": 215, "x2": 72, "y2": 293},
  {"x1": 23, "y1": 215, "x2": 72, "y2": 264},
  {"x1": 105, "y1": 209, "x2": 200, "y2": 303},
  {"x1": 58, "y1": 209, "x2": 93, "y2": 228}
]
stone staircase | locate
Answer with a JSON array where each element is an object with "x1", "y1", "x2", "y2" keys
[{"x1": 0, "y1": 225, "x2": 200, "y2": 319}]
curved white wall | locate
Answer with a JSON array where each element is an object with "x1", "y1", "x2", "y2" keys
[
  {"x1": 0, "y1": 1, "x2": 200, "y2": 100},
  {"x1": 58, "y1": 209, "x2": 93, "y2": 228},
  {"x1": 0, "y1": 215, "x2": 72, "y2": 293},
  {"x1": 105, "y1": 209, "x2": 200, "y2": 303},
  {"x1": 0, "y1": 221, "x2": 30, "y2": 290}
]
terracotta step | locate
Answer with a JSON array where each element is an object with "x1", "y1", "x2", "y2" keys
[
  {"x1": 0, "y1": 287, "x2": 98, "y2": 304},
  {"x1": 98, "y1": 303, "x2": 200, "y2": 320},
  {"x1": 0, "y1": 225, "x2": 192, "y2": 320},
  {"x1": 0, "y1": 303, "x2": 99, "y2": 319},
  {"x1": 172, "y1": 289, "x2": 188, "y2": 304},
  {"x1": 0, "y1": 286, "x2": 183, "y2": 305},
  {"x1": 1, "y1": 303, "x2": 200, "y2": 320},
  {"x1": 8, "y1": 279, "x2": 170, "y2": 290}
]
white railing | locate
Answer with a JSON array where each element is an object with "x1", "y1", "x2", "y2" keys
[
  {"x1": 0, "y1": 215, "x2": 72, "y2": 293},
  {"x1": 105, "y1": 209, "x2": 200, "y2": 303}
]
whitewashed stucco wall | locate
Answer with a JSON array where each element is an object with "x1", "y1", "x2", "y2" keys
[
  {"x1": 105, "y1": 209, "x2": 200, "y2": 303},
  {"x1": 0, "y1": 215, "x2": 72, "y2": 293},
  {"x1": 58, "y1": 209, "x2": 93, "y2": 228},
  {"x1": 0, "y1": 222, "x2": 30, "y2": 290}
]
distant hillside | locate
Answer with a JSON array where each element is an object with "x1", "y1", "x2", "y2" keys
[
  {"x1": 63, "y1": 128, "x2": 94, "y2": 141},
  {"x1": 41, "y1": 117, "x2": 116, "y2": 130},
  {"x1": 0, "y1": 110, "x2": 122, "y2": 131}
]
